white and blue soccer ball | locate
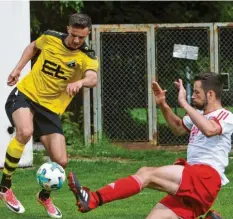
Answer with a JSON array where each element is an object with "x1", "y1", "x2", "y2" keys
[{"x1": 36, "y1": 162, "x2": 66, "y2": 191}]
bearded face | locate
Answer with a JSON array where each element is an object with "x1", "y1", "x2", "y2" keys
[{"x1": 191, "y1": 80, "x2": 207, "y2": 110}]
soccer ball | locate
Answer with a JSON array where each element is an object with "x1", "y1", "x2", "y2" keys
[{"x1": 36, "y1": 162, "x2": 66, "y2": 191}]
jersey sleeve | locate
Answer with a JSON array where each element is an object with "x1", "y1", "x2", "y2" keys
[
  {"x1": 182, "y1": 114, "x2": 193, "y2": 131},
  {"x1": 82, "y1": 55, "x2": 99, "y2": 73},
  {"x1": 212, "y1": 111, "x2": 233, "y2": 135},
  {"x1": 35, "y1": 32, "x2": 47, "y2": 49}
]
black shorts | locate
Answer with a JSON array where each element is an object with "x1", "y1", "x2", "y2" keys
[{"x1": 5, "y1": 87, "x2": 64, "y2": 141}]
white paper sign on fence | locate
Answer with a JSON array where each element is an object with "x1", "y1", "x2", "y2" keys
[{"x1": 173, "y1": 44, "x2": 199, "y2": 60}]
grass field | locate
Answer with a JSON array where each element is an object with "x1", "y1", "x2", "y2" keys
[
  {"x1": 129, "y1": 107, "x2": 233, "y2": 125},
  {"x1": 0, "y1": 144, "x2": 232, "y2": 219}
]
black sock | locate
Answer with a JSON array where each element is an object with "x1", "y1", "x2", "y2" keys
[
  {"x1": 39, "y1": 189, "x2": 50, "y2": 200},
  {"x1": 0, "y1": 174, "x2": 12, "y2": 192}
]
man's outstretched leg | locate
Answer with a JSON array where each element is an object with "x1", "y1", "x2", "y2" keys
[
  {"x1": 68, "y1": 165, "x2": 183, "y2": 213},
  {"x1": 68, "y1": 172, "x2": 142, "y2": 212}
]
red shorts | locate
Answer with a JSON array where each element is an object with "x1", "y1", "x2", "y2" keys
[{"x1": 160, "y1": 159, "x2": 221, "y2": 219}]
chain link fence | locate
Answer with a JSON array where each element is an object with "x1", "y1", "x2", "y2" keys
[
  {"x1": 216, "y1": 25, "x2": 233, "y2": 142},
  {"x1": 92, "y1": 24, "x2": 225, "y2": 146},
  {"x1": 155, "y1": 27, "x2": 211, "y2": 145},
  {"x1": 218, "y1": 26, "x2": 233, "y2": 107},
  {"x1": 100, "y1": 32, "x2": 148, "y2": 141}
]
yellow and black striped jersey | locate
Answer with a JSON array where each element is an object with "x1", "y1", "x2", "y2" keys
[{"x1": 17, "y1": 30, "x2": 98, "y2": 114}]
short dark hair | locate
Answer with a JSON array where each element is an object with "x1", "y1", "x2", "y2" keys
[
  {"x1": 69, "y1": 13, "x2": 92, "y2": 30},
  {"x1": 194, "y1": 72, "x2": 224, "y2": 99}
]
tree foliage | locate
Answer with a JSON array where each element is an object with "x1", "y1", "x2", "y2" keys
[
  {"x1": 82, "y1": 1, "x2": 233, "y2": 24},
  {"x1": 30, "y1": 1, "x2": 233, "y2": 40},
  {"x1": 30, "y1": 1, "x2": 83, "y2": 40}
]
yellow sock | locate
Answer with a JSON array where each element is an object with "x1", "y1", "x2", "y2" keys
[{"x1": 3, "y1": 137, "x2": 25, "y2": 176}]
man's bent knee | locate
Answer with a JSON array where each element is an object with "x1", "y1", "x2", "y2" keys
[
  {"x1": 16, "y1": 128, "x2": 33, "y2": 144},
  {"x1": 135, "y1": 166, "x2": 156, "y2": 187},
  {"x1": 53, "y1": 157, "x2": 68, "y2": 168}
]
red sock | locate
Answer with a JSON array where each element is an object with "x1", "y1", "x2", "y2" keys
[{"x1": 94, "y1": 175, "x2": 142, "y2": 205}]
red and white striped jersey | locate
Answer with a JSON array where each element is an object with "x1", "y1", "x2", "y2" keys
[{"x1": 183, "y1": 108, "x2": 233, "y2": 185}]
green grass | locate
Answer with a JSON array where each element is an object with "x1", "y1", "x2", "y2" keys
[
  {"x1": 0, "y1": 146, "x2": 232, "y2": 219},
  {"x1": 128, "y1": 107, "x2": 186, "y2": 125},
  {"x1": 128, "y1": 107, "x2": 233, "y2": 125}
]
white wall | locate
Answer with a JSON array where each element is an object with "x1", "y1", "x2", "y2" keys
[{"x1": 0, "y1": 0, "x2": 33, "y2": 167}]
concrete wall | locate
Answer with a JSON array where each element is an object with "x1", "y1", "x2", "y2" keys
[{"x1": 0, "y1": 0, "x2": 33, "y2": 167}]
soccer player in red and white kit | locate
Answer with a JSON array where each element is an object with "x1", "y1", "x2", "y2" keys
[{"x1": 68, "y1": 72, "x2": 231, "y2": 219}]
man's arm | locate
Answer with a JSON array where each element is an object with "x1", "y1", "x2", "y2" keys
[
  {"x1": 159, "y1": 103, "x2": 188, "y2": 136},
  {"x1": 13, "y1": 41, "x2": 38, "y2": 72},
  {"x1": 152, "y1": 81, "x2": 188, "y2": 136},
  {"x1": 80, "y1": 70, "x2": 97, "y2": 88},
  {"x1": 66, "y1": 70, "x2": 97, "y2": 97},
  {"x1": 175, "y1": 79, "x2": 221, "y2": 137},
  {"x1": 181, "y1": 102, "x2": 221, "y2": 137},
  {"x1": 8, "y1": 41, "x2": 39, "y2": 86}
]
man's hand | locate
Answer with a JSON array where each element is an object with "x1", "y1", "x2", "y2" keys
[
  {"x1": 7, "y1": 70, "x2": 21, "y2": 86},
  {"x1": 152, "y1": 81, "x2": 167, "y2": 106},
  {"x1": 66, "y1": 81, "x2": 83, "y2": 97},
  {"x1": 174, "y1": 79, "x2": 187, "y2": 108}
]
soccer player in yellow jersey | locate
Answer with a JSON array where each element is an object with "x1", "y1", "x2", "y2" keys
[{"x1": 0, "y1": 14, "x2": 98, "y2": 218}]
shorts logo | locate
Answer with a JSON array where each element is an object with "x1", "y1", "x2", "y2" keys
[{"x1": 66, "y1": 60, "x2": 77, "y2": 68}]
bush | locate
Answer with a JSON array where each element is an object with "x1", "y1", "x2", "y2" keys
[{"x1": 60, "y1": 112, "x2": 84, "y2": 149}]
